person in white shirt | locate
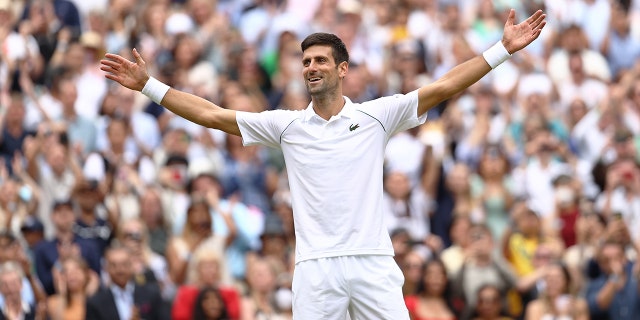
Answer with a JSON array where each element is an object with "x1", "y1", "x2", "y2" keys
[{"x1": 99, "y1": 9, "x2": 546, "y2": 320}]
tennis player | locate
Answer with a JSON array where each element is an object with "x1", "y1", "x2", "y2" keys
[{"x1": 101, "y1": 9, "x2": 545, "y2": 319}]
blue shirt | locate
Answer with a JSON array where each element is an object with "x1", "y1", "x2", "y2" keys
[
  {"x1": 110, "y1": 282, "x2": 134, "y2": 320},
  {"x1": 586, "y1": 262, "x2": 640, "y2": 320}
]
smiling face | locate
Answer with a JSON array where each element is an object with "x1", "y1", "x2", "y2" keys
[{"x1": 302, "y1": 45, "x2": 347, "y2": 97}]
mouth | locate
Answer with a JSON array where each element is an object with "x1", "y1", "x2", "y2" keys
[{"x1": 308, "y1": 76, "x2": 322, "y2": 84}]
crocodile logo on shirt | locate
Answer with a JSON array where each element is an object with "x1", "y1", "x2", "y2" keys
[{"x1": 349, "y1": 124, "x2": 360, "y2": 131}]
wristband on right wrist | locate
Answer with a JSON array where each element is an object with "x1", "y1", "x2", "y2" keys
[
  {"x1": 482, "y1": 40, "x2": 512, "y2": 69},
  {"x1": 141, "y1": 76, "x2": 170, "y2": 104}
]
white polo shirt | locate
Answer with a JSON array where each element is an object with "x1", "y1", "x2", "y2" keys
[{"x1": 237, "y1": 90, "x2": 426, "y2": 262}]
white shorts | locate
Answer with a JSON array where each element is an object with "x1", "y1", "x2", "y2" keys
[{"x1": 292, "y1": 255, "x2": 409, "y2": 320}]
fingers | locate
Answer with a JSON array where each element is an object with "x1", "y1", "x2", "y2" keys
[
  {"x1": 506, "y1": 9, "x2": 516, "y2": 26},
  {"x1": 132, "y1": 48, "x2": 145, "y2": 66},
  {"x1": 530, "y1": 12, "x2": 547, "y2": 30},
  {"x1": 526, "y1": 10, "x2": 544, "y2": 25}
]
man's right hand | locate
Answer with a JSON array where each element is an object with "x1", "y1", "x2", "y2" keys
[{"x1": 100, "y1": 48, "x2": 150, "y2": 92}]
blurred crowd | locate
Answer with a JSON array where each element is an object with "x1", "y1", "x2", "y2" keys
[{"x1": 0, "y1": 0, "x2": 640, "y2": 319}]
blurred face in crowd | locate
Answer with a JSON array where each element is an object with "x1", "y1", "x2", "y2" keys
[
  {"x1": 201, "y1": 289, "x2": 226, "y2": 319},
  {"x1": 105, "y1": 248, "x2": 133, "y2": 288},
  {"x1": 598, "y1": 243, "x2": 626, "y2": 275},
  {"x1": 0, "y1": 179, "x2": 18, "y2": 206},
  {"x1": 478, "y1": 147, "x2": 508, "y2": 180},
  {"x1": 120, "y1": 220, "x2": 146, "y2": 254},
  {"x1": 422, "y1": 260, "x2": 447, "y2": 297},
  {"x1": 139, "y1": 190, "x2": 163, "y2": 226},
  {"x1": 0, "y1": 269, "x2": 22, "y2": 303},
  {"x1": 449, "y1": 216, "x2": 471, "y2": 247},
  {"x1": 402, "y1": 251, "x2": 424, "y2": 287},
  {"x1": 74, "y1": 180, "x2": 101, "y2": 212},
  {"x1": 0, "y1": 235, "x2": 19, "y2": 263},
  {"x1": 246, "y1": 259, "x2": 276, "y2": 294},
  {"x1": 61, "y1": 258, "x2": 89, "y2": 293},
  {"x1": 445, "y1": 164, "x2": 470, "y2": 194},
  {"x1": 56, "y1": 78, "x2": 79, "y2": 110},
  {"x1": 516, "y1": 210, "x2": 541, "y2": 237},
  {"x1": 187, "y1": 201, "x2": 212, "y2": 235},
  {"x1": 475, "y1": 285, "x2": 502, "y2": 318},
  {"x1": 5, "y1": 94, "x2": 25, "y2": 126},
  {"x1": 544, "y1": 264, "x2": 569, "y2": 298},
  {"x1": 52, "y1": 203, "x2": 75, "y2": 233},
  {"x1": 196, "y1": 256, "x2": 221, "y2": 287},
  {"x1": 384, "y1": 171, "x2": 411, "y2": 200},
  {"x1": 467, "y1": 225, "x2": 493, "y2": 260}
]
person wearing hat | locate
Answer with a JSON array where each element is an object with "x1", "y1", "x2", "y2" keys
[
  {"x1": 32, "y1": 199, "x2": 101, "y2": 296},
  {"x1": 20, "y1": 216, "x2": 44, "y2": 257}
]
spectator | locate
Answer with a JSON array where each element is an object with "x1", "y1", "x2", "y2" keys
[
  {"x1": 471, "y1": 284, "x2": 515, "y2": 320},
  {"x1": 441, "y1": 215, "x2": 473, "y2": 277},
  {"x1": 171, "y1": 249, "x2": 240, "y2": 320},
  {"x1": 137, "y1": 187, "x2": 169, "y2": 256},
  {"x1": 240, "y1": 256, "x2": 290, "y2": 320},
  {"x1": 596, "y1": 157, "x2": 640, "y2": 241},
  {"x1": 600, "y1": 1, "x2": 640, "y2": 81},
  {"x1": 0, "y1": 92, "x2": 35, "y2": 174},
  {"x1": 0, "y1": 232, "x2": 44, "y2": 313},
  {"x1": 192, "y1": 286, "x2": 231, "y2": 320},
  {"x1": 85, "y1": 245, "x2": 169, "y2": 320},
  {"x1": 71, "y1": 178, "x2": 114, "y2": 255},
  {"x1": 452, "y1": 223, "x2": 523, "y2": 319},
  {"x1": 399, "y1": 250, "x2": 425, "y2": 297},
  {"x1": 165, "y1": 194, "x2": 234, "y2": 285},
  {"x1": 524, "y1": 262, "x2": 588, "y2": 320},
  {"x1": 585, "y1": 240, "x2": 640, "y2": 319},
  {"x1": 404, "y1": 258, "x2": 459, "y2": 320},
  {"x1": 470, "y1": 144, "x2": 514, "y2": 242},
  {"x1": 45, "y1": 257, "x2": 99, "y2": 320},
  {"x1": 33, "y1": 199, "x2": 101, "y2": 295},
  {"x1": 0, "y1": 261, "x2": 43, "y2": 320},
  {"x1": 115, "y1": 217, "x2": 173, "y2": 300}
]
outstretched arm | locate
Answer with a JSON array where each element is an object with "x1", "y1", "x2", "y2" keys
[
  {"x1": 417, "y1": 9, "x2": 546, "y2": 116},
  {"x1": 100, "y1": 49, "x2": 241, "y2": 136}
]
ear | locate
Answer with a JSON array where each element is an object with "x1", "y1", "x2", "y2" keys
[{"x1": 338, "y1": 61, "x2": 349, "y2": 79}]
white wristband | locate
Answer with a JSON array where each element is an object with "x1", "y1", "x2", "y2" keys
[
  {"x1": 141, "y1": 77, "x2": 170, "y2": 104},
  {"x1": 482, "y1": 41, "x2": 512, "y2": 69}
]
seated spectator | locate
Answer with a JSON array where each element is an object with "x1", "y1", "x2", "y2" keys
[
  {"x1": 586, "y1": 240, "x2": 640, "y2": 319},
  {"x1": 192, "y1": 286, "x2": 231, "y2": 320},
  {"x1": 33, "y1": 200, "x2": 101, "y2": 296},
  {"x1": 0, "y1": 232, "x2": 44, "y2": 312},
  {"x1": 404, "y1": 258, "x2": 459, "y2": 320},
  {"x1": 171, "y1": 249, "x2": 240, "y2": 320},
  {"x1": 452, "y1": 223, "x2": 523, "y2": 319},
  {"x1": 116, "y1": 217, "x2": 173, "y2": 300},
  {"x1": 85, "y1": 245, "x2": 168, "y2": 320},
  {"x1": 0, "y1": 261, "x2": 42, "y2": 320},
  {"x1": 524, "y1": 262, "x2": 588, "y2": 320},
  {"x1": 240, "y1": 256, "x2": 290, "y2": 320},
  {"x1": 137, "y1": 187, "x2": 169, "y2": 256},
  {"x1": 441, "y1": 215, "x2": 472, "y2": 277},
  {"x1": 471, "y1": 284, "x2": 515, "y2": 320},
  {"x1": 72, "y1": 178, "x2": 114, "y2": 256},
  {"x1": 400, "y1": 250, "x2": 425, "y2": 297},
  {"x1": 166, "y1": 194, "x2": 235, "y2": 285},
  {"x1": 19, "y1": 216, "x2": 45, "y2": 256},
  {"x1": 46, "y1": 257, "x2": 99, "y2": 320}
]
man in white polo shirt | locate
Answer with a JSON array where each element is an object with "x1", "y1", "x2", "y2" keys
[{"x1": 100, "y1": 9, "x2": 545, "y2": 320}]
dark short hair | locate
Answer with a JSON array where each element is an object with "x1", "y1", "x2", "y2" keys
[{"x1": 301, "y1": 33, "x2": 349, "y2": 65}]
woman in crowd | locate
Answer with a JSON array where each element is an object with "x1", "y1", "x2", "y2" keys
[
  {"x1": 404, "y1": 258, "x2": 458, "y2": 320},
  {"x1": 240, "y1": 256, "x2": 291, "y2": 320},
  {"x1": 172, "y1": 249, "x2": 240, "y2": 320},
  {"x1": 524, "y1": 262, "x2": 589, "y2": 320},
  {"x1": 46, "y1": 257, "x2": 99, "y2": 320},
  {"x1": 471, "y1": 284, "x2": 514, "y2": 320},
  {"x1": 192, "y1": 286, "x2": 231, "y2": 320}
]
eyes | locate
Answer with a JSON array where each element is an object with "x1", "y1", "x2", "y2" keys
[{"x1": 302, "y1": 57, "x2": 329, "y2": 67}]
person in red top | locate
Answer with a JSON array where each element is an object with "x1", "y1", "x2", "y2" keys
[
  {"x1": 404, "y1": 258, "x2": 459, "y2": 320},
  {"x1": 171, "y1": 248, "x2": 240, "y2": 320}
]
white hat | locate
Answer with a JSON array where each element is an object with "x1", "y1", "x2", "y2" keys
[{"x1": 165, "y1": 12, "x2": 195, "y2": 35}]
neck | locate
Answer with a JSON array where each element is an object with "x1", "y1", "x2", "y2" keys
[
  {"x1": 79, "y1": 211, "x2": 95, "y2": 223},
  {"x1": 57, "y1": 231, "x2": 73, "y2": 242},
  {"x1": 311, "y1": 94, "x2": 345, "y2": 121}
]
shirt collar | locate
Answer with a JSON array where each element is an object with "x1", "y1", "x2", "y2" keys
[
  {"x1": 1, "y1": 300, "x2": 31, "y2": 318},
  {"x1": 110, "y1": 281, "x2": 135, "y2": 297},
  {"x1": 303, "y1": 96, "x2": 355, "y2": 122}
]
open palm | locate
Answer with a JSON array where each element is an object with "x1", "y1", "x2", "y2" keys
[
  {"x1": 502, "y1": 9, "x2": 546, "y2": 54},
  {"x1": 100, "y1": 49, "x2": 150, "y2": 92}
]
